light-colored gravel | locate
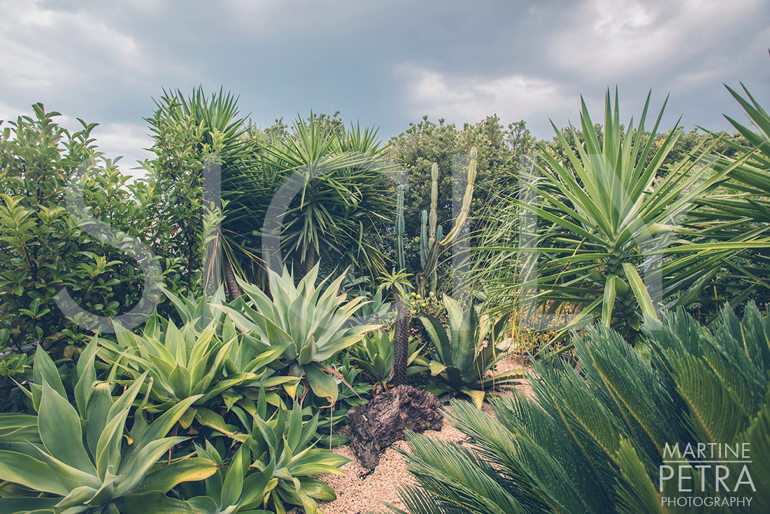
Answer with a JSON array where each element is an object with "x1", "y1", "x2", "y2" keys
[{"x1": 316, "y1": 355, "x2": 534, "y2": 514}]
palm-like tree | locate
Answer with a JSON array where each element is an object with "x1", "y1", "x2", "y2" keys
[
  {"x1": 686, "y1": 83, "x2": 770, "y2": 312},
  {"x1": 474, "y1": 89, "x2": 770, "y2": 344},
  {"x1": 377, "y1": 269, "x2": 413, "y2": 386},
  {"x1": 143, "y1": 87, "x2": 261, "y2": 299},
  {"x1": 258, "y1": 115, "x2": 396, "y2": 276}
]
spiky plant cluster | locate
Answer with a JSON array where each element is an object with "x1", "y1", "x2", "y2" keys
[{"x1": 386, "y1": 303, "x2": 770, "y2": 514}]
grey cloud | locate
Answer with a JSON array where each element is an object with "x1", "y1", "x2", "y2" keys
[{"x1": 0, "y1": 0, "x2": 767, "y2": 170}]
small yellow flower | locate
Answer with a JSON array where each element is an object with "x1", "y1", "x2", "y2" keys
[
  {"x1": 429, "y1": 292, "x2": 435, "y2": 296},
  {"x1": 416, "y1": 294, "x2": 421, "y2": 299}
]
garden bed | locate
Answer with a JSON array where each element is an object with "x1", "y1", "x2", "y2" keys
[{"x1": 318, "y1": 355, "x2": 533, "y2": 514}]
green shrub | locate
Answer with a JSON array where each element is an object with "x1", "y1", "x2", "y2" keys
[
  {"x1": 0, "y1": 104, "x2": 167, "y2": 359},
  {"x1": 389, "y1": 303, "x2": 770, "y2": 513}
]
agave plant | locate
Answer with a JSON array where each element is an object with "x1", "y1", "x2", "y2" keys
[
  {"x1": 350, "y1": 329, "x2": 427, "y2": 389},
  {"x1": 417, "y1": 295, "x2": 523, "y2": 408},
  {"x1": 0, "y1": 341, "x2": 217, "y2": 514},
  {"x1": 186, "y1": 389, "x2": 348, "y2": 514},
  {"x1": 97, "y1": 310, "x2": 288, "y2": 427},
  {"x1": 474, "y1": 89, "x2": 770, "y2": 344},
  {"x1": 388, "y1": 303, "x2": 770, "y2": 513},
  {"x1": 218, "y1": 263, "x2": 378, "y2": 405}
]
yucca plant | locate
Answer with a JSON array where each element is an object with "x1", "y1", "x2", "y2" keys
[
  {"x1": 686, "y1": 83, "x2": 770, "y2": 313},
  {"x1": 417, "y1": 295, "x2": 523, "y2": 408},
  {"x1": 475, "y1": 89, "x2": 770, "y2": 344},
  {"x1": 387, "y1": 303, "x2": 770, "y2": 513},
  {"x1": 218, "y1": 263, "x2": 378, "y2": 404},
  {"x1": 0, "y1": 341, "x2": 217, "y2": 514},
  {"x1": 257, "y1": 114, "x2": 395, "y2": 276}
]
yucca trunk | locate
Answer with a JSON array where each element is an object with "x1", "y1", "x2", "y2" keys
[
  {"x1": 392, "y1": 293, "x2": 409, "y2": 386},
  {"x1": 223, "y1": 259, "x2": 242, "y2": 299}
]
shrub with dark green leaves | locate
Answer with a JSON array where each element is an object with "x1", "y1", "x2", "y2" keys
[
  {"x1": 0, "y1": 104, "x2": 167, "y2": 359},
  {"x1": 388, "y1": 303, "x2": 770, "y2": 513}
]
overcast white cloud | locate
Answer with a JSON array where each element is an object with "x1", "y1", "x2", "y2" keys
[{"x1": 0, "y1": 0, "x2": 768, "y2": 170}]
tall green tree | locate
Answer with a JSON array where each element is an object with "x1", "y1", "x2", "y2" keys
[{"x1": 256, "y1": 114, "x2": 395, "y2": 277}]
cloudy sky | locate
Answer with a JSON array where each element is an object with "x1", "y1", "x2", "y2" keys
[{"x1": 1, "y1": 0, "x2": 768, "y2": 173}]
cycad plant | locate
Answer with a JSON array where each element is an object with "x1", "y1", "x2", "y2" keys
[
  {"x1": 475, "y1": 89, "x2": 770, "y2": 344},
  {"x1": 387, "y1": 303, "x2": 770, "y2": 513}
]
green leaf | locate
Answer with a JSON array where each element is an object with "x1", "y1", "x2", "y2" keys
[
  {"x1": 114, "y1": 492, "x2": 195, "y2": 514},
  {"x1": 133, "y1": 458, "x2": 217, "y2": 494},
  {"x1": 602, "y1": 276, "x2": 617, "y2": 328},
  {"x1": 195, "y1": 407, "x2": 239, "y2": 436},
  {"x1": 33, "y1": 345, "x2": 66, "y2": 401},
  {"x1": 38, "y1": 381, "x2": 97, "y2": 475},
  {"x1": 304, "y1": 362, "x2": 338, "y2": 405},
  {"x1": 622, "y1": 263, "x2": 658, "y2": 321},
  {"x1": 0, "y1": 450, "x2": 69, "y2": 495},
  {"x1": 429, "y1": 360, "x2": 448, "y2": 376}
]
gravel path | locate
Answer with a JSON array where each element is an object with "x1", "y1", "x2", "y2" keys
[{"x1": 317, "y1": 356, "x2": 533, "y2": 514}]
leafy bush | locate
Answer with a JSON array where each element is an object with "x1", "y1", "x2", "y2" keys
[
  {"x1": 0, "y1": 104, "x2": 164, "y2": 358},
  {"x1": 389, "y1": 303, "x2": 770, "y2": 513}
]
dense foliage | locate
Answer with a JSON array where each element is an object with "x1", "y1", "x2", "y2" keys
[
  {"x1": 1, "y1": 77, "x2": 768, "y2": 514},
  {"x1": 388, "y1": 303, "x2": 770, "y2": 514}
]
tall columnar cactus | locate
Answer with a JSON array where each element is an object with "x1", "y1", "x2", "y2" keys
[
  {"x1": 420, "y1": 210, "x2": 428, "y2": 270},
  {"x1": 419, "y1": 163, "x2": 440, "y2": 290},
  {"x1": 418, "y1": 148, "x2": 477, "y2": 296},
  {"x1": 396, "y1": 184, "x2": 405, "y2": 271},
  {"x1": 429, "y1": 162, "x2": 438, "y2": 242}
]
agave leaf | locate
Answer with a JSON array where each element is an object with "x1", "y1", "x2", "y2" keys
[
  {"x1": 86, "y1": 382, "x2": 114, "y2": 458},
  {"x1": 220, "y1": 445, "x2": 248, "y2": 508},
  {"x1": 133, "y1": 458, "x2": 217, "y2": 495},
  {"x1": 0, "y1": 450, "x2": 71, "y2": 495},
  {"x1": 74, "y1": 337, "x2": 100, "y2": 417},
  {"x1": 39, "y1": 381, "x2": 97, "y2": 476},
  {"x1": 304, "y1": 362, "x2": 338, "y2": 405},
  {"x1": 33, "y1": 345, "x2": 66, "y2": 403},
  {"x1": 195, "y1": 407, "x2": 239, "y2": 437},
  {"x1": 419, "y1": 315, "x2": 451, "y2": 366},
  {"x1": 114, "y1": 491, "x2": 195, "y2": 514},
  {"x1": 0, "y1": 413, "x2": 40, "y2": 444}
]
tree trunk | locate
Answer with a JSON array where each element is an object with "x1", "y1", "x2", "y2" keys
[
  {"x1": 348, "y1": 385, "x2": 442, "y2": 469},
  {"x1": 307, "y1": 245, "x2": 315, "y2": 273},
  {"x1": 392, "y1": 293, "x2": 409, "y2": 386},
  {"x1": 223, "y1": 259, "x2": 242, "y2": 300}
]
